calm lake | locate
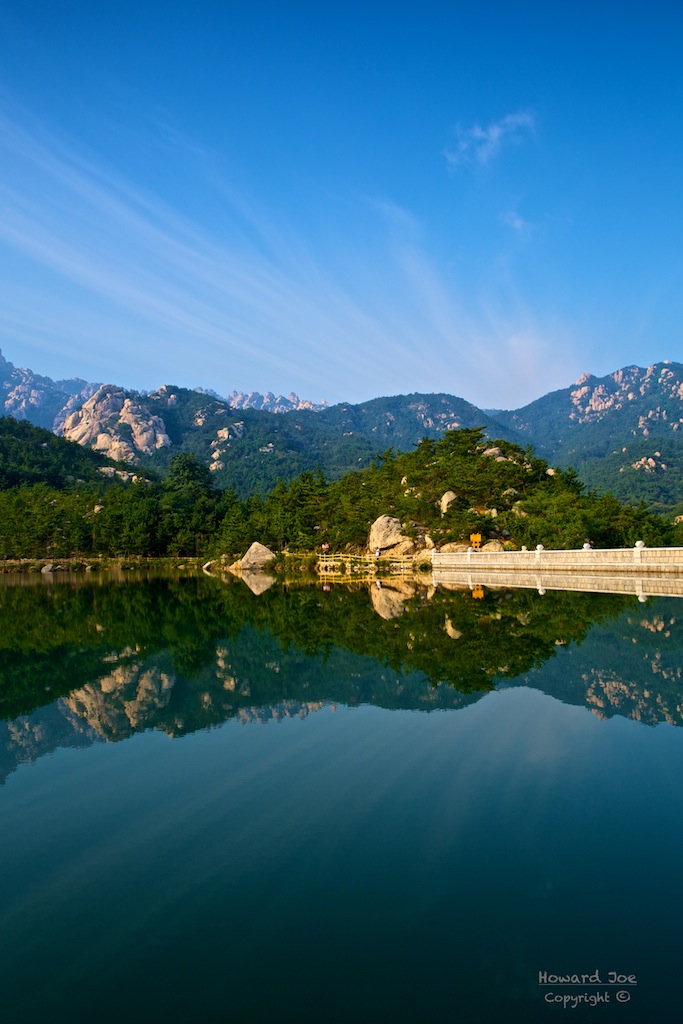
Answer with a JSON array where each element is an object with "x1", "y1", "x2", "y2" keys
[{"x1": 1, "y1": 573, "x2": 682, "y2": 1023}]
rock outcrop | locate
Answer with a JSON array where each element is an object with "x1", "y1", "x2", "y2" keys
[
  {"x1": 439, "y1": 490, "x2": 458, "y2": 514},
  {"x1": 390, "y1": 539, "x2": 417, "y2": 556},
  {"x1": 65, "y1": 663, "x2": 175, "y2": 741},
  {"x1": 240, "y1": 542, "x2": 277, "y2": 569},
  {"x1": 444, "y1": 617, "x2": 463, "y2": 640},
  {"x1": 61, "y1": 385, "x2": 172, "y2": 463},
  {"x1": 240, "y1": 570, "x2": 276, "y2": 595},
  {"x1": 482, "y1": 446, "x2": 509, "y2": 462},
  {"x1": 368, "y1": 515, "x2": 405, "y2": 552},
  {"x1": 227, "y1": 390, "x2": 328, "y2": 413}
]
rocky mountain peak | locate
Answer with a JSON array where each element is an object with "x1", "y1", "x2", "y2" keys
[
  {"x1": 565, "y1": 362, "x2": 683, "y2": 427},
  {"x1": 61, "y1": 384, "x2": 172, "y2": 463},
  {"x1": 226, "y1": 389, "x2": 328, "y2": 413},
  {"x1": 0, "y1": 349, "x2": 101, "y2": 430}
]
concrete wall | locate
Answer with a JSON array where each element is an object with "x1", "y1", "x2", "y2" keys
[{"x1": 432, "y1": 545, "x2": 683, "y2": 574}]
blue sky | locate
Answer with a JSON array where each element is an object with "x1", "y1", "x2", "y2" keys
[{"x1": 0, "y1": 1, "x2": 681, "y2": 409}]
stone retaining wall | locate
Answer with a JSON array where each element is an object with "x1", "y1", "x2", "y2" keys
[{"x1": 432, "y1": 545, "x2": 683, "y2": 574}]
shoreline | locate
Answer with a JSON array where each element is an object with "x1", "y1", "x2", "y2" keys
[
  {"x1": 0, "y1": 556, "x2": 204, "y2": 574},
  {"x1": 3, "y1": 543, "x2": 683, "y2": 583}
]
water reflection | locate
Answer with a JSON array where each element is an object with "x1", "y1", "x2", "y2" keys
[
  {"x1": 1, "y1": 575, "x2": 682, "y2": 783},
  {"x1": 1, "y1": 575, "x2": 683, "y2": 1021}
]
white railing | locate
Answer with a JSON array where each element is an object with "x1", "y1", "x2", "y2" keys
[{"x1": 432, "y1": 543, "x2": 683, "y2": 573}]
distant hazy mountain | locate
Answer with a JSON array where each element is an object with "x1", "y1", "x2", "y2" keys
[
  {"x1": 0, "y1": 349, "x2": 327, "y2": 426},
  {"x1": 2, "y1": 348, "x2": 681, "y2": 510},
  {"x1": 0, "y1": 348, "x2": 101, "y2": 430},
  {"x1": 226, "y1": 389, "x2": 328, "y2": 413}
]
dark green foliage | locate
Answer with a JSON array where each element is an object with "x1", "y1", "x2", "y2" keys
[
  {"x1": 570, "y1": 439, "x2": 683, "y2": 511},
  {"x1": 0, "y1": 421, "x2": 674, "y2": 558},
  {"x1": 158, "y1": 454, "x2": 221, "y2": 556},
  {"x1": 0, "y1": 416, "x2": 126, "y2": 489},
  {"x1": 134, "y1": 388, "x2": 380, "y2": 497},
  {"x1": 316, "y1": 393, "x2": 519, "y2": 449},
  {"x1": 90, "y1": 485, "x2": 165, "y2": 556},
  {"x1": 320, "y1": 429, "x2": 671, "y2": 550}
]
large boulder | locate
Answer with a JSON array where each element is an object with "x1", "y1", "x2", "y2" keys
[
  {"x1": 482, "y1": 446, "x2": 507, "y2": 461},
  {"x1": 391, "y1": 539, "x2": 416, "y2": 556},
  {"x1": 368, "y1": 515, "x2": 404, "y2": 552},
  {"x1": 241, "y1": 542, "x2": 277, "y2": 569},
  {"x1": 439, "y1": 490, "x2": 458, "y2": 514}
]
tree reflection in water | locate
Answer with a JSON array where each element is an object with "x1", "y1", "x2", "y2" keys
[{"x1": 0, "y1": 574, "x2": 681, "y2": 780}]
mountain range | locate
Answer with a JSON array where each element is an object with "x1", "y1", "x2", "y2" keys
[{"x1": 1, "y1": 348, "x2": 681, "y2": 512}]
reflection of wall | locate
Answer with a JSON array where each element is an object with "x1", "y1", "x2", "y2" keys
[{"x1": 434, "y1": 570, "x2": 683, "y2": 600}]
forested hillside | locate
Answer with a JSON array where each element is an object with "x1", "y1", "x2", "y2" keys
[
  {"x1": 219, "y1": 428, "x2": 674, "y2": 555},
  {"x1": 315, "y1": 393, "x2": 516, "y2": 449},
  {"x1": 3, "y1": 347, "x2": 682, "y2": 511},
  {"x1": 138, "y1": 388, "x2": 380, "y2": 494},
  {"x1": 0, "y1": 423, "x2": 676, "y2": 560},
  {"x1": 0, "y1": 417, "x2": 141, "y2": 490},
  {"x1": 491, "y1": 361, "x2": 683, "y2": 513},
  {"x1": 57, "y1": 384, "x2": 518, "y2": 497}
]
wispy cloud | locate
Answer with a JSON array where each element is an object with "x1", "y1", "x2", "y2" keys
[
  {"x1": 501, "y1": 209, "x2": 531, "y2": 233},
  {"x1": 445, "y1": 110, "x2": 535, "y2": 169},
  {"x1": 0, "y1": 107, "x2": 571, "y2": 407}
]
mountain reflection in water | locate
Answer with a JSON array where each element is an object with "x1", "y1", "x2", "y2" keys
[
  {"x1": 1, "y1": 574, "x2": 681, "y2": 784},
  {"x1": 2, "y1": 574, "x2": 683, "y2": 1023}
]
